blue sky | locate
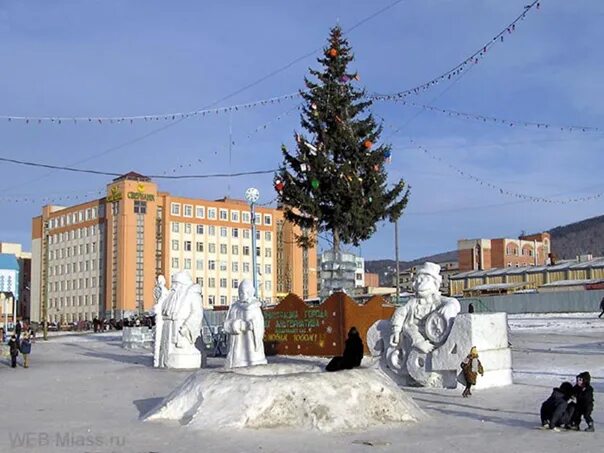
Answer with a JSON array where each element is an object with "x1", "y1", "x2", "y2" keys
[{"x1": 0, "y1": 0, "x2": 603, "y2": 260}]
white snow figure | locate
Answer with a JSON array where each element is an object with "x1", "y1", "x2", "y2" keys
[
  {"x1": 386, "y1": 262, "x2": 460, "y2": 386},
  {"x1": 152, "y1": 275, "x2": 169, "y2": 368},
  {"x1": 224, "y1": 279, "x2": 267, "y2": 368},
  {"x1": 157, "y1": 271, "x2": 204, "y2": 369}
]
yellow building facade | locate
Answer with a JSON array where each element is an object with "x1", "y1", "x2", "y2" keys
[{"x1": 30, "y1": 172, "x2": 317, "y2": 323}]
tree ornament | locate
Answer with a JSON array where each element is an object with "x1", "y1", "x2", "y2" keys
[
  {"x1": 373, "y1": 164, "x2": 380, "y2": 172},
  {"x1": 328, "y1": 48, "x2": 338, "y2": 57},
  {"x1": 311, "y1": 103, "x2": 317, "y2": 110},
  {"x1": 363, "y1": 140, "x2": 373, "y2": 150},
  {"x1": 311, "y1": 178, "x2": 319, "y2": 189},
  {"x1": 300, "y1": 163, "x2": 308, "y2": 172},
  {"x1": 339, "y1": 75, "x2": 350, "y2": 83},
  {"x1": 274, "y1": 180, "x2": 285, "y2": 191},
  {"x1": 368, "y1": 196, "x2": 373, "y2": 203}
]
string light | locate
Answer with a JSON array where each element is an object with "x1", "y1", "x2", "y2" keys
[
  {"x1": 379, "y1": 100, "x2": 601, "y2": 133},
  {"x1": 371, "y1": 0, "x2": 542, "y2": 101}
]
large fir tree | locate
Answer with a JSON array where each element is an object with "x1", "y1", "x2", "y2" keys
[{"x1": 275, "y1": 26, "x2": 409, "y2": 255}]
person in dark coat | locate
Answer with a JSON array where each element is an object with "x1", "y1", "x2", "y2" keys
[
  {"x1": 468, "y1": 303, "x2": 475, "y2": 313},
  {"x1": 15, "y1": 320, "x2": 22, "y2": 341},
  {"x1": 568, "y1": 371, "x2": 595, "y2": 431},
  {"x1": 540, "y1": 381, "x2": 575, "y2": 430},
  {"x1": 326, "y1": 327, "x2": 364, "y2": 372},
  {"x1": 8, "y1": 335, "x2": 19, "y2": 368},
  {"x1": 599, "y1": 297, "x2": 604, "y2": 318},
  {"x1": 460, "y1": 346, "x2": 484, "y2": 397}
]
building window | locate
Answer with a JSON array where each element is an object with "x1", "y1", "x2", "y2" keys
[
  {"x1": 172, "y1": 222, "x2": 180, "y2": 233},
  {"x1": 184, "y1": 241, "x2": 192, "y2": 251},
  {"x1": 220, "y1": 278, "x2": 227, "y2": 288},
  {"x1": 232, "y1": 245, "x2": 239, "y2": 255},
  {"x1": 220, "y1": 295, "x2": 227, "y2": 305},
  {"x1": 232, "y1": 279, "x2": 239, "y2": 289},
  {"x1": 209, "y1": 243, "x2": 216, "y2": 253},
  {"x1": 243, "y1": 230, "x2": 250, "y2": 239},
  {"x1": 264, "y1": 215, "x2": 272, "y2": 225},
  {"x1": 265, "y1": 281, "x2": 272, "y2": 291},
  {"x1": 171, "y1": 203, "x2": 181, "y2": 216},
  {"x1": 184, "y1": 223, "x2": 191, "y2": 234},
  {"x1": 265, "y1": 248, "x2": 272, "y2": 258},
  {"x1": 196, "y1": 224, "x2": 204, "y2": 235},
  {"x1": 172, "y1": 258, "x2": 179, "y2": 268},
  {"x1": 232, "y1": 262, "x2": 239, "y2": 272},
  {"x1": 196, "y1": 259, "x2": 204, "y2": 270},
  {"x1": 220, "y1": 227, "x2": 228, "y2": 237},
  {"x1": 265, "y1": 231, "x2": 272, "y2": 241},
  {"x1": 196, "y1": 242, "x2": 204, "y2": 252},
  {"x1": 184, "y1": 205, "x2": 193, "y2": 217},
  {"x1": 265, "y1": 264, "x2": 272, "y2": 274},
  {"x1": 184, "y1": 259, "x2": 191, "y2": 270},
  {"x1": 208, "y1": 226, "x2": 215, "y2": 236},
  {"x1": 219, "y1": 209, "x2": 228, "y2": 220},
  {"x1": 243, "y1": 246, "x2": 250, "y2": 256},
  {"x1": 243, "y1": 262, "x2": 250, "y2": 273},
  {"x1": 196, "y1": 277, "x2": 203, "y2": 286},
  {"x1": 255, "y1": 214, "x2": 261, "y2": 225},
  {"x1": 220, "y1": 261, "x2": 227, "y2": 271},
  {"x1": 220, "y1": 244, "x2": 227, "y2": 254},
  {"x1": 208, "y1": 260, "x2": 216, "y2": 270},
  {"x1": 232, "y1": 228, "x2": 239, "y2": 238},
  {"x1": 208, "y1": 295, "x2": 215, "y2": 305},
  {"x1": 172, "y1": 240, "x2": 179, "y2": 251},
  {"x1": 195, "y1": 206, "x2": 205, "y2": 218},
  {"x1": 133, "y1": 201, "x2": 147, "y2": 214},
  {"x1": 208, "y1": 208, "x2": 217, "y2": 219},
  {"x1": 208, "y1": 278, "x2": 216, "y2": 288},
  {"x1": 231, "y1": 211, "x2": 239, "y2": 222},
  {"x1": 242, "y1": 212, "x2": 250, "y2": 223}
]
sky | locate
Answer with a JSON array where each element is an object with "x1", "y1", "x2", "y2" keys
[{"x1": 0, "y1": 0, "x2": 603, "y2": 261}]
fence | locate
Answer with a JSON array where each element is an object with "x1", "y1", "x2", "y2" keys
[{"x1": 459, "y1": 289, "x2": 604, "y2": 314}]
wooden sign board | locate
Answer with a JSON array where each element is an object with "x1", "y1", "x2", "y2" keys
[{"x1": 263, "y1": 292, "x2": 395, "y2": 356}]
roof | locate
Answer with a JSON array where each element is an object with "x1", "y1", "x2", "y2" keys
[
  {"x1": 465, "y1": 282, "x2": 530, "y2": 291},
  {"x1": 112, "y1": 171, "x2": 151, "y2": 182},
  {"x1": 540, "y1": 278, "x2": 604, "y2": 288},
  {"x1": 0, "y1": 253, "x2": 19, "y2": 271}
]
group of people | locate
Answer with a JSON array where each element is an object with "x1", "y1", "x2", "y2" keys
[
  {"x1": 540, "y1": 372, "x2": 595, "y2": 432},
  {"x1": 2, "y1": 320, "x2": 34, "y2": 369}
]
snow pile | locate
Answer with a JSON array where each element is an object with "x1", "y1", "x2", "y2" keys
[{"x1": 143, "y1": 363, "x2": 425, "y2": 432}]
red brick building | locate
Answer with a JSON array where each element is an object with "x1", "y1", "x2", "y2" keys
[{"x1": 458, "y1": 232, "x2": 550, "y2": 272}]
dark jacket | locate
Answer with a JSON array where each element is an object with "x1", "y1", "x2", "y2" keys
[
  {"x1": 541, "y1": 384, "x2": 573, "y2": 427},
  {"x1": 8, "y1": 338, "x2": 19, "y2": 357},
  {"x1": 573, "y1": 372, "x2": 594, "y2": 414},
  {"x1": 15, "y1": 322, "x2": 22, "y2": 336},
  {"x1": 341, "y1": 334, "x2": 364, "y2": 369}
]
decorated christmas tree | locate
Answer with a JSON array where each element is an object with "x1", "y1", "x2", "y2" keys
[{"x1": 275, "y1": 26, "x2": 410, "y2": 266}]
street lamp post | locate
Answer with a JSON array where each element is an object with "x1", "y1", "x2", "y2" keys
[{"x1": 244, "y1": 187, "x2": 260, "y2": 298}]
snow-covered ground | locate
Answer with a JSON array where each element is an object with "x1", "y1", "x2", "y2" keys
[{"x1": 1, "y1": 315, "x2": 603, "y2": 453}]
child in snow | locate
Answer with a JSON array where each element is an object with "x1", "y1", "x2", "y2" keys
[
  {"x1": 568, "y1": 371, "x2": 594, "y2": 432},
  {"x1": 540, "y1": 381, "x2": 575, "y2": 430},
  {"x1": 460, "y1": 346, "x2": 484, "y2": 397}
]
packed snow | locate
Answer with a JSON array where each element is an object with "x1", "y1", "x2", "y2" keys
[
  {"x1": 144, "y1": 364, "x2": 424, "y2": 432},
  {"x1": 1, "y1": 313, "x2": 602, "y2": 452}
]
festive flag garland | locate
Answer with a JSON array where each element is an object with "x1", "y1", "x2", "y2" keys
[
  {"x1": 412, "y1": 140, "x2": 603, "y2": 204},
  {"x1": 371, "y1": 1, "x2": 542, "y2": 101},
  {"x1": 380, "y1": 100, "x2": 601, "y2": 133},
  {"x1": 0, "y1": 92, "x2": 299, "y2": 125}
]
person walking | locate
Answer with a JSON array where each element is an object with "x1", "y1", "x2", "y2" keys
[
  {"x1": 20, "y1": 327, "x2": 33, "y2": 368},
  {"x1": 15, "y1": 319, "x2": 22, "y2": 341},
  {"x1": 8, "y1": 335, "x2": 19, "y2": 368},
  {"x1": 598, "y1": 296, "x2": 604, "y2": 319},
  {"x1": 460, "y1": 346, "x2": 484, "y2": 397}
]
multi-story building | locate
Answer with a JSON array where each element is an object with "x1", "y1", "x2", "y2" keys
[
  {"x1": 458, "y1": 232, "x2": 551, "y2": 272},
  {"x1": 354, "y1": 256, "x2": 365, "y2": 288},
  {"x1": 30, "y1": 172, "x2": 317, "y2": 323},
  {"x1": 396, "y1": 260, "x2": 459, "y2": 296},
  {"x1": 0, "y1": 242, "x2": 32, "y2": 322}
]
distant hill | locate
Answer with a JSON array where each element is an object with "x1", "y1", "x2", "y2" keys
[
  {"x1": 549, "y1": 214, "x2": 604, "y2": 259},
  {"x1": 365, "y1": 250, "x2": 457, "y2": 286},
  {"x1": 366, "y1": 214, "x2": 604, "y2": 285}
]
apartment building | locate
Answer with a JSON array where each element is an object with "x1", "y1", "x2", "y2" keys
[{"x1": 31, "y1": 172, "x2": 317, "y2": 323}]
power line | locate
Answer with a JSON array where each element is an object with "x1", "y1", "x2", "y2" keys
[{"x1": 0, "y1": 155, "x2": 277, "y2": 180}]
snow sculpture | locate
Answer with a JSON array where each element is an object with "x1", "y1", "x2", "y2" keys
[
  {"x1": 152, "y1": 275, "x2": 169, "y2": 367},
  {"x1": 382, "y1": 262, "x2": 512, "y2": 388},
  {"x1": 386, "y1": 262, "x2": 461, "y2": 387},
  {"x1": 156, "y1": 271, "x2": 204, "y2": 369},
  {"x1": 224, "y1": 279, "x2": 267, "y2": 368}
]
